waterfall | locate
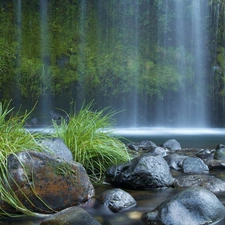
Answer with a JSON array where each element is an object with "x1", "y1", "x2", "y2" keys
[
  {"x1": 211, "y1": 3, "x2": 221, "y2": 126},
  {"x1": 40, "y1": 0, "x2": 51, "y2": 124},
  {"x1": 15, "y1": 0, "x2": 22, "y2": 108},
  {"x1": 6, "y1": 0, "x2": 224, "y2": 127},
  {"x1": 155, "y1": 0, "x2": 210, "y2": 127}
]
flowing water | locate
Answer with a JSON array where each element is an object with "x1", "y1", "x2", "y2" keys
[
  {"x1": 1, "y1": 128, "x2": 225, "y2": 225},
  {"x1": 11, "y1": 0, "x2": 223, "y2": 127}
]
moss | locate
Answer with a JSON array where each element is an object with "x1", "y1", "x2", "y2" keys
[{"x1": 54, "y1": 161, "x2": 77, "y2": 177}]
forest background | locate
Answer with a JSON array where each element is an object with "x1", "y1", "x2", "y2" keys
[{"x1": 0, "y1": 0, "x2": 225, "y2": 126}]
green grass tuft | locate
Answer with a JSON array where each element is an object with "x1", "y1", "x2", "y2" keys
[
  {"x1": 0, "y1": 101, "x2": 48, "y2": 217},
  {"x1": 53, "y1": 102, "x2": 130, "y2": 183}
]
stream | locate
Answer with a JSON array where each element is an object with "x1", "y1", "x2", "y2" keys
[{"x1": 1, "y1": 128, "x2": 225, "y2": 225}]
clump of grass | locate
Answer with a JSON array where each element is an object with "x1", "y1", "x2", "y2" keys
[
  {"x1": 0, "y1": 101, "x2": 45, "y2": 155},
  {"x1": 0, "y1": 101, "x2": 48, "y2": 217},
  {"x1": 53, "y1": 103, "x2": 130, "y2": 183}
]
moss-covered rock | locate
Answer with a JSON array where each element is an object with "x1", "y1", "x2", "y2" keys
[{"x1": 3, "y1": 151, "x2": 94, "y2": 214}]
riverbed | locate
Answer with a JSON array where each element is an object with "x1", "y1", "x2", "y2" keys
[{"x1": 1, "y1": 128, "x2": 225, "y2": 225}]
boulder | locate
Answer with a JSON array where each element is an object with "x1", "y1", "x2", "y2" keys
[
  {"x1": 174, "y1": 174, "x2": 225, "y2": 193},
  {"x1": 142, "y1": 186, "x2": 225, "y2": 225},
  {"x1": 39, "y1": 137, "x2": 73, "y2": 161},
  {"x1": 97, "y1": 188, "x2": 136, "y2": 213},
  {"x1": 196, "y1": 148, "x2": 214, "y2": 160},
  {"x1": 127, "y1": 140, "x2": 157, "y2": 152},
  {"x1": 144, "y1": 147, "x2": 167, "y2": 157},
  {"x1": 203, "y1": 158, "x2": 225, "y2": 170},
  {"x1": 40, "y1": 206, "x2": 101, "y2": 225},
  {"x1": 164, "y1": 153, "x2": 187, "y2": 170},
  {"x1": 214, "y1": 144, "x2": 225, "y2": 161},
  {"x1": 105, "y1": 154, "x2": 174, "y2": 189},
  {"x1": 4, "y1": 151, "x2": 94, "y2": 214},
  {"x1": 161, "y1": 139, "x2": 181, "y2": 151},
  {"x1": 182, "y1": 157, "x2": 209, "y2": 174}
]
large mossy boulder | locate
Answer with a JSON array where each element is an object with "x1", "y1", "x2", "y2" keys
[
  {"x1": 105, "y1": 154, "x2": 174, "y2": 189},
  {"x1": 142, "y1": 186, "x2": 225, "y2": 225},
  {"x1": 3, "y1": 151, "x2": 94, "y2": 214}
]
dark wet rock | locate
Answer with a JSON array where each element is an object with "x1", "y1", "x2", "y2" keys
[
  {"x1": 141, "y1": 147, "x2": 167, "y2": 158},
  {"x1": 203, "y1": 158, "x2": 225, "y2": 170},
  {"x1": 39, "y1": 137, "x2": 73, "y2": 161},
  {"x1": 40, "y1": 206, "x2": 101, "y2": 225},
  {"x1": 196, "y1": 148, "x2": 214, "y2": 160},
  {"x1": 214, "y1": 144, "x2": 225, "y2": 161},
  {"x1": 182, "y1": 157, "x2": 209, "y2": 174},
  {"x1": 142, "y1": 186, "x2": 225, "y2": 225},
  {"x1": 97, "y1": 188, "x2": 136, "y2": 213},
  {"x1": 161, "y1": 139, "x2": 181, "y2": 151},
  {"x1": 5, "y1": 151, "x2": 94, "y2": 214},
  {"x1": 164, "y1": 153, "x2": 187, "y2": 170},
  {"x1": 145, "y1": 147, "x2": 167, "y2": 157},
  {"x1": 174, "y1": 174, "x2": 225, "y2": 193},
  {"x1": 105, "y1": 154, "x2": 174, "y2": 189},
  {"x1": 127, "y1": 140, "x2": 157, "y2": 152}
]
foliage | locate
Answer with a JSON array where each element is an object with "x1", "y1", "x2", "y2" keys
[
  {"x1": 0, "y1": 0, "x2": 225, "y2": 123},
  {"x1": 53, "y1": 102, "x2": 131, "y2": 183},
  {"x1": 0, "y1": 101, "x2": 48, "y2": 217},
  {"x1": 0, "y1": 0, "x2": 199, "y2": 101}
]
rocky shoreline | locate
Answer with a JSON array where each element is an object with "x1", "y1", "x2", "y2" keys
[{"x1": 1, "y1": 137, "x2": 225, "y2": 225}]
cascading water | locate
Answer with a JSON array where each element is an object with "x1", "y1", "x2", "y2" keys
[
  {"x1": 4, "y1": 0, "x2": 224, "y2": 128},
  {"x1": 40, "y1": 0, "x2": 52, "y2": 124},
  {"x1": 15, "y1": 0, "x2": 22, "y2": 109},
  {"x1": 76, "y1": 0, "x2": 87, "y2": 107},
  {"x1": 155, "y1": 0, "x2": 210, "y2": 127},
  {"x1": 119, "y1": 1, "x2": 140, "y2": 127},
  {"x1": 211, "y1": 3, "x2": 221, "y2": 126}
]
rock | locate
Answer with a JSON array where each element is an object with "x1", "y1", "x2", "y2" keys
[
  {"x1": 40, "y1": 206, "x2": 101, "y2": 225},
  {"x1": 39, "y1": 137, "x2": 73, "y2": 161},
  {"x1": 182, "y1": 157, "x2": 209, "y2": 174},
  {"x1": 127, "y1": 140, "x2": 157, "y2": 152},
  {"x1": 144, "y1": 147, "x2": 167, "y2": 157},
  {"x1": 204, "y1": 158, "x2": 225, "y2": 170},
  {"x1": 161, "y1": 139, "x2": 181, "y2": 151},
  {"x1": 174, "y1": 174, "x2": 225, "y2": 193},
  {"x1": 97, "y1": 188, "x2": 136, "y2": 213},
  {"x1": 214, "y1": 144, "x2": 225, "y2": 161},
  {"x1": 164, "y1": 153, "x2": 187, "y2": 170},
  {"x1": 4, "y1": 151, "x2": 94, "y2": 214},
  {"x1": 142, "y1": 186, "x2": 225, "y2": 225},
  {"x1": 105, "y1": 154, "x2": 174, "y2": 189},
  {"x1": 196, "y1": 148, "x2": 214, "y2": 160}
]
